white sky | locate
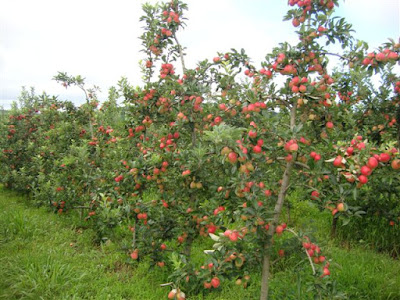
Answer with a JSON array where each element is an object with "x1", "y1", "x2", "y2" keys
[{"x1": 0, "y1": 0, "x2": 399, "y2": 109}]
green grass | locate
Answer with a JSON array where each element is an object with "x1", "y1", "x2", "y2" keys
[
  {"x1": 1, "y1": 187, "x2": 400, "y2": 299},
  {"x1": 288, "y1": 196, "x2": 400, "y2": 299},
  {"x1": 0, "y1": 188, "x2": 167, "y2": 300}
]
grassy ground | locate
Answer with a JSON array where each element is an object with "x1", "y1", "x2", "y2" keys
[{"x1": 1, "y1": 187, "x2": 399, "y2": 299}]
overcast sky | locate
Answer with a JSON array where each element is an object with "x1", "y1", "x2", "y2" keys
[{"x1": 1, "y1": 0, "x2": 399, "y2": 109}]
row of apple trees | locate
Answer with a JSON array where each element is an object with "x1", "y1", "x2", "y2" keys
[{"x1": 1, "y1": 0, "x2": 399, "y2": 299}]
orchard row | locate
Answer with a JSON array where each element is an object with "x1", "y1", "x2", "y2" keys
[{"x1": 1, "y1": 0, "x2": 399, "y2": 299}]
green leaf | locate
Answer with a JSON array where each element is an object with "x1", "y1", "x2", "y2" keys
[
  {"x1": 231, "y1": 165, "x2": 237, "y2": 174},
  {"x1": 209, "y1": 233, "x2": 220, "y2": 242},
  {"x1": 341, "y1": 217, "x2": 351, "y2": 226},
  {"x1": 354, "y1": 210, "x2": 366, "y2": 217},
  {"x1": 353, "y1": 188, "x2": 358, "y2": 201},
  {"x1": 293, "y1": 123, "x2": 303, "y2": 134}
]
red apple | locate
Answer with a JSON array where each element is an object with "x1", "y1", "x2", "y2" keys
[
  {"x1": 211, "y1": 277, "x2": 220, "y2": 288},
  {"x1": 229, "y1": 231, "x2": 239, "y2": 241},
  {"x1": 204, "y1": 282, "x2": 212, "y2": 289},
  {"x1": 360, "y1": 165, "x2": 372, "y2": 176},
  {"x1": 311, "y1": 190, "x2": 320, "y2": 199},
  {"x1": 358, "y1": 175, "x2": 368, "y2": 184},
  {"x1": 299, "y1": 85, "x2": 307, "y2": 93},
  {"x1": 228, "y1": 152, "x2": 238, "y2": 163},
  {"x1": 248, "y1": 130, "x2": 257, "y2": 138},
  {"x1": 292, "y1": 18, "x2": 300, "y2": 27},
  {"x1": 253, "y1": 145, "x2": 262, "y2": 153},
  {"x1": 379, "y1": 153, "x2": 390, "y2": 163},
  {"x1": 168, "y1": 289, "x2": 177, "y2": 299},
  {"x1": 367, "y1": 157, "x2": 379, "y2": 169},
  {"x1": 346, "y1": 147, "x2": 354, "y2": 155},
  {"x1": 333, "y1": 156, "x2": 343, "y2": 167},
  {"x1": 288, "y1": 143, "x2": 299, "y2": 152},
  {"x1": 275, "y1": 225, "x2": 284, "y2": 234},
  {"x1": 392, "y1": 159, "x2": 400, "y2": 170},
  {"x1": 130, "y1": 250, "x2": 139, "y2": 260}
]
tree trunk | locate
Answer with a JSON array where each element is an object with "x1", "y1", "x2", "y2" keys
[
  {"x1": 396, "y1": 105, "x2": 400, "y2": 148},
  {"x1": 259, "y1": 105, "x2": 296, "y2": 300},
  {"x1": 184, "y1": 123, "x2": 197, "y2": 257},
  {"x1": 331, "y1": 216, "x2": 338, "y2": 238}
]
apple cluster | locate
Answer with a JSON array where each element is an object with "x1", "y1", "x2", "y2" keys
[{"x1": 362, "y1": 49, "x2": 399, "y2": 67}]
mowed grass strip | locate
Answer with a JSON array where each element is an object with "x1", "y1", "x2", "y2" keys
[
  {"x1": 0, "y1": 188, "x2": 258, "y2": 300},
  {"x1": 1, "y1": 186, "x2": 400, "y2": 299},
  {"x1": 0, "y1": 187, "x2": 168, "y2": 300}
]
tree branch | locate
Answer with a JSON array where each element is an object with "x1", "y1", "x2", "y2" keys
[
  {"x1": 285, "y1": 228, "x2": 316, "y2": 275},
  {"x1": 276, "y1": 157, "x2": 310, "y2": 169},
  {"x1": 173, "y1": 33, "x2": 186, "y2": 73},
  {"x1": 321, "y1": 51, "x2": 349, "y2": 61}
]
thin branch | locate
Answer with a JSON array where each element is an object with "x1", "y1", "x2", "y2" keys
[
  {"x1": 160, "y1": 282, "x2": 174, "y2": 287},
  {"x1": 321, "y1": 51, "x2": 349, "y2": 61},
  {"x1": 132, "y1": 223, "x2": 136, "y2": 250},
  {"x1": 173, "y1": 33, "x2": 186, "y2": 73},
  {"x1": 76, "y1": 84, "x2": 94, "y2": 138},
  {"x1": 276, "y1": 157, "x2": 310, "y2": 169},
  {"x1": 266, "y1": 96, "x2": 291, "y2": 107},
  {"x1": 283, "y1": 183, "x2": 292, "y2": 194},
  {"x1": 71, "y1": 206, "x2": 91, "y2": 209},
  {"x1": 285, "y1": 228, "x2": 316, "y2": 275}
]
